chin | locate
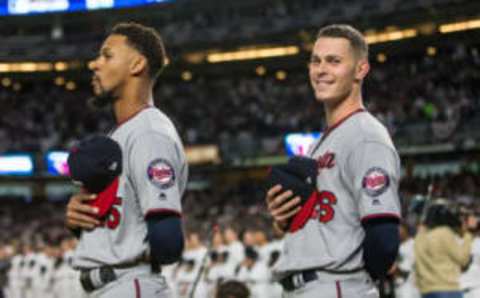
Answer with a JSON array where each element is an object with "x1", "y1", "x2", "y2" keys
[{"x1": 314, "y1": 91, "x2": 334, "y2": 103}]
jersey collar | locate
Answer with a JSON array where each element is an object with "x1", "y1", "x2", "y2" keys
[
  {"x1": 310, "y1": 108, "x2": 366, "y2": 156},
  {"x1": 323, "y1": 108, "x2": 366, "y2": 137},
  {"x1": 115, "y1": 104, "x2": 154, "y2": 127}
]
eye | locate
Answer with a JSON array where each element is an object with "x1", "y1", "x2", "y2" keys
[
  {"x1": 309, "y1": 57, "x2": 321, "y2": 65},
  {"x1": 330, "y1": 58, "x2": 341, "y2": 64}
]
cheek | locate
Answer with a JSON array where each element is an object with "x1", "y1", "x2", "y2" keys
[
  {"x1": 103, "y1": 62, "x2": 127, "y2": 86},
  {"x1": 335, "y1": 68, "x2": 356, "y2": 89}
]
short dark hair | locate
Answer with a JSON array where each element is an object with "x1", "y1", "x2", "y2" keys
[
  {"x1": 215, "y1": 280, "x2": 250, "y2": 298},
  {"x1": 317, "y1": 24, "x2": 368, "y2": 59},
  {"x1": 110, "y1": 22, "x2": 168, "y2": 81}
]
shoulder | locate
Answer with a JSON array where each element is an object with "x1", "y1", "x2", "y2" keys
[
  {"x1": 122, "y1": 108, "x2": 183, "y2": 150},
  {"x1": 350, "y1": 112, "x2": 395, "y2": 148}
]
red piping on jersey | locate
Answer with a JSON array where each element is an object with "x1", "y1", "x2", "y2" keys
[
  {"x1": 310, "y1": 108, "x2": 366, "y2": 157},
  {"x1": 115, "y1": 104, "x2": 155, "y2": 127},
  {"x1": 323, "y1": 108, "x2": 366, "y2": 137},
  {"x1": 134, "y1": 278, "x2": 141, "y2": 298},
  {"x1": 145, "y1": 208, "x2": 182, "y2": 219},
  {"x1": 361, "y1": 213, "x2": 400, "y2": 223},
  {"x1": 336, "y1": 280, "x2": 342, "y2": 298}
]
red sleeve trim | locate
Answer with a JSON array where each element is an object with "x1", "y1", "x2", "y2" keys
[
  {"x1": 361, "y1": 213, "x2": 400, "y2": 223},
  {"x1": 145, "y1": 208, "x2": 182, "y2": 219},
  {"x1": 336, "y1": 281, "x2": 342, "y2": 298},
  {"x1": 134, "y1": 278, "x2": 141, "y2": 298}
]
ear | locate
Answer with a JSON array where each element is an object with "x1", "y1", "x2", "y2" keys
[
  {"x1": 355, "y1": 59, "x2": 370, "y2": 81},
  {"x1": 130, "y1": 55, "x2": 147, "y2": 76}
]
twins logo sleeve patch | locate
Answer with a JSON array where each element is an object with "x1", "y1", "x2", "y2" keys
[
  {"x1": 362, "y1": 167, "x2": 390, "y2": 197},
  {"x1": 147, "y1": 158, "x2": 176, "y2": 189}
]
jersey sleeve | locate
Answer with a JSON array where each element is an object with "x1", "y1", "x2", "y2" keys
[
  {"x1": 345, "y1": 141, "x2": 401, "y2": 221},
  {"x1": 128, "y1": 131, "x2": 184, "y2": 218}
]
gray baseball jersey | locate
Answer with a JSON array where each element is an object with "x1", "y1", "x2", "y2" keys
[
  {"x1": 73, "y1": 106, "x2": 188, "y2": 268},
  {"x1": 274, "y1": 109, "x2": 401, "y2": 280}
]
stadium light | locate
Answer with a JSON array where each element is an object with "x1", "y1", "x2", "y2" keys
[
  {"x1": 0, "y1": 61, "x2": 77, "y2": 73},
  {"x1": 365, "y1": 29, "x2": 417, "y2": 44},
  {"x1": 255, "y1": 65, "x2": 266, "y2": 76},
  {"x1": 181, "y1": 71, "x2": 193, "y2": 81},
  {"x1": 439, "y1": 19, "x2": 480, "y2": 33},
  {"x1": 207, "y1": 46, "x2": 300, "y2": 63},
  {"x1": 276, "y1": 70, "x2": 287, "y2": 80}
]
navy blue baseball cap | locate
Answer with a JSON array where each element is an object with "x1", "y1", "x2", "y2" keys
[{"x1": 67, "y1": 135, "x2": 122, "y2": 194}]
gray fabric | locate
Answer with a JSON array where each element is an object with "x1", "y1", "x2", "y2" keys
[
  {"x1": 282, "y1": 275, "x2": 379, "y2": 298},
  {"x1": 274, "y1": 111, "x2": 401, "y2": 281}
]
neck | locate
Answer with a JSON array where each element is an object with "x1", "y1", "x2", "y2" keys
[
  {"x1": 324, "y1": 88, "x2": 364, "y2": 127},
  {"x1": 113, "y1": 79, "x2": 154, "y2": 124}
]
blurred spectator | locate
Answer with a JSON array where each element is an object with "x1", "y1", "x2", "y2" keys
[
  {"x1": 414, "y1": 200, "x2": 477, "y2": 298},
  {"x1": 215, "y1": 280, "x2": 250, "y2": 298}
]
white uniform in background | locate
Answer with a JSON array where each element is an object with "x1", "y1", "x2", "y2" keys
[
  {"x1": 6, "y1": 255, "x2": 23, "y2": 298},
  {"x1": 225, "y1": 241, "x2": 244, "y2": 268},
  {"x1": 175, "y1": 263, "x2": 208, "y2": 298},
  {"x1": 31, "y1": 253, "x2": 55, "y2": 298},
  {"x1": 53, "y1": 251, "x2": 85, "y2": 298},
  {"x1": 266, "y1": 239, "x2": 284, "y2": 298},
  {"x1": 21, "y1": 253, "x2": 37, "y2": 298},
  {"x1": 461, "y1": 236, "x2": 480, "y2": 298},
  {"x1": 236, "y1": 261, "x2": 270, "y2": 298},
  {"x1": 395, "y1": 238, "x2": 420, "y2": 298}
]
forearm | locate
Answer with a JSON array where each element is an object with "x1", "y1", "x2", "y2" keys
[{"x1": 147, "y1": 215, "x2": 184, "y2": 265}]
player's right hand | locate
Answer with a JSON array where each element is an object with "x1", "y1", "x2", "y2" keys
[
  {"x1": 65, "y1": 193, "x2": 100, "y2": 230},
  {"x1": 266, "y1": 185, "x2": 302, "y2": 230}
]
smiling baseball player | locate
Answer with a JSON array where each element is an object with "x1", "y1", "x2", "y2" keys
[{"x1": 265, "y1": 24, "x2": 401, "y2": 298}]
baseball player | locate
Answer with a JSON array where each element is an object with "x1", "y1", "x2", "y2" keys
[
  {"x1": 6, "y1": 246, "x2": 24, "y2": 298},
  {"x1": 460, "y1": 220, "x2": 480, "y2": 298},
  {"x1": 223, "y1": 225, "x2": 245, "y2": 269},
  {"x1": 52, "y1": 237, "x2": 85, "y2": 298},
  {"x1": 393, "y1": 223, "x2": 420, "y2": 298},
  {"x1": 236, "y1": 247, "x2": 270, "y2": 298},
  {"x1": 65, "y1": 22, "x2": 188, "y2": 298},
  {"x1": 265, "y1": 24, "x2": 401, "y2": 297}
]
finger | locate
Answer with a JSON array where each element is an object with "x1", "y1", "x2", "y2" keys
[
  {"x1": 268, "y1": 190, "x2": 294, "y2": 210},
  {"x1": 74, "y1": 193, "x2": 97, "y2": 202},
  {"x1": 69, "y1": 203, "x2": 99, "y2": 216},
  {"x1": 68, "y1": 220, "x2": 97, "y2": 230},
  {"x1": 276, "y1": 206, "x2": 302, "y2": 222},
  {"x1": 266, "y1": 185, "x2": 283, "y2": 201},
  {"x1": 272, "y1": 196, "x2": 301, "y2": 217},
  {"x1": 67, "y1": 211, "x2": 100, "y2": 226}
]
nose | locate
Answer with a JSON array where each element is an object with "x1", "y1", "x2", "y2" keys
[{"x1": 310, "y1": 62, "x2": 326, "y2": 76}]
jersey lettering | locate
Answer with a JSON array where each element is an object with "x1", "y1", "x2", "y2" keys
[
  {"x1": 98, "y1": 197, "x2": 122, "y2": 230},
  {"x1": 310, "y1": 191, "x2": 337, "y2": 223}
]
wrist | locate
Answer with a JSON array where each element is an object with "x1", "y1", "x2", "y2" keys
[{"x1": 273, "y1": 221, "x2": 288, "y2": 233}]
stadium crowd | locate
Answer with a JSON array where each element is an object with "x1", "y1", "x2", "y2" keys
[{"x1": 0, "y1": 42, "x2": 479, "y2": 158}]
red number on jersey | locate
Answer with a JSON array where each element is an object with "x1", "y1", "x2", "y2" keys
[
  {"x1": 317, "y1": 191, "x2": 337, "y2": 223},
  {"x1": 106, "y1": 197, "x2": 122, "y2": 230}
]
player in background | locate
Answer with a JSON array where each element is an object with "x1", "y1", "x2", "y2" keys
[
  {"x1": 52, "y1": 237, "x2": 85, "y2": 298},
  {"x1": 223, "y1": 225, "x2": 245, "y2": 269},
  {"x1": 6, "y1": 244, "x2": 23, "y2": 298},
  {"x1": 236, "y1": 247, "x2": 270, "y2": 298},
  {"x1": 393, "y1": 223, "x2": 420, "y2": 298},
  {"x1": 460, "y1": 213, "x2": 480, "y2": 298},
  {"x1": 265, "y1": 24, "x2": 401, "y2": 297},
  {"x1": 65, "y1": 22, "x2": 188, "y2": 297}
]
